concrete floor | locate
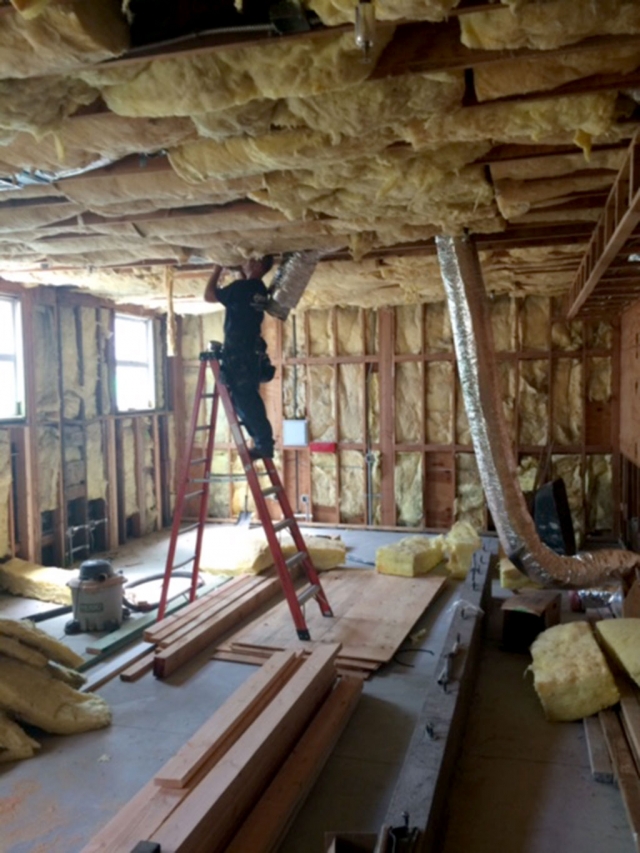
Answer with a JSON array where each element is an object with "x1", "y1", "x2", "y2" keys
[{"x1": 0, "y1": 527, "x2": 634, "y2": 853}]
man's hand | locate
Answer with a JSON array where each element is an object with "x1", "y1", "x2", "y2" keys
[{"x1": 204, "y1": 265, "x2": 224, "y2": 303}]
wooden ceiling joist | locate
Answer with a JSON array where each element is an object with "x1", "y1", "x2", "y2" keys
[{"x1": 567, "y1": 131, "x2": 640, "y2": 319}]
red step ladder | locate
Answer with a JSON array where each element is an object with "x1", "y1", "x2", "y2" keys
[{"x1": 157, "y1": 342, "x2": 333, "y2": 640}]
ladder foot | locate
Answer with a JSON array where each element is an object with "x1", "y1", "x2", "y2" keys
[
  {"x1": 322, "y1": 609, "x2": 334, "y2": 618},
  {"x1": 297, "y1": 628, "x2": 311, "y2": 641}
]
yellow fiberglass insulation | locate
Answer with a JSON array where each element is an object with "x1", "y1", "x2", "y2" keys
[
  {"x1": 308, "y1": 365, "x2": 335, "y2": 441},
  {"x1": 305, "y1": 0, "x2": 459, "y2": 25},
  {"x1": 456, "y1": 453, "x2": 484, "y2": 529},
  {"x1": 311, "y1": 452, "x2": 337, "y2": 508},
  {"x1": 595, "y1": 619, "x2": 640, "y2": 687},
  {"x1": 586, "y1": 455, "x2": 613, "y2": 532},
  {"x1": 395, "y1": 452, "x2": 423, "y2": 527},
  {"x1": 376, "y1": 535, "x2": 445, "y2": 577},
  {"x1": 338, "y1": 364, "x2": 364, "y2": 442},
  {"x1": 168, "y1": 127, "x2": 399, "y2": 183},
  {"x1": 426, "y1": 361, "x2": 453, "y2": 444},
  {"x1": 38, "y1": 426, "x2": 61, "y2": 513},
  {"x1": 395, "y1": 304, "x2": 422, "y2": 354},
  {"x1": 473, "y1": 43, "x2": 640, "y2": 102},
  {"x1": 0, "y1": 709, "x2": 40, "y2": 763},
  {"x1": 0, "y1": 0, "x2": 129, "y2": 79},
  {"x1": 395, "y1": 362, "x2": 422, "y2": 444},
  {"x1": 518, "y1": 360, "x2": 548, "y2": 445},
  {"x1": 0, "y1": 656, "x2": 111, "y2": 735},
  {"x1": 552, "y1": 359, "x2": 583, "y2": 445},
  {"x1": 460, "y1": 0, "x2": 640, "y2": 52},
  {"x1": 339, "y1": 450, "x2": 365, "y2": 522},
  {"x1": 499, "y1": 556, "x2": 542, "y2": 590},
  {"x1": 443, "y1": 520, "x2": 481, "y2": 579},
  {"x1": 81, "y1": 28, "x2": 394, "y2": 118},
  {"x1": 529, "y1": 621, "x2": 619, "y2": 722},
  {"x1": 336, "y1": 307, "x2": 363, "y2": 355},
  {"x1": 401, "y1": 92, "x2": 618, "y2": 151},
  {"x1": 0, "y1": 76, "x2": 97, "y2": 137},
  {"x1": 0, "y1": 618, "x2": 83, "y2": 669},
  {"x1": 193, "y1": 100, "x2": 281, "y2": 141},
  {"x1": 253, "y1": 151, "x2": 496, "y2": 230}
]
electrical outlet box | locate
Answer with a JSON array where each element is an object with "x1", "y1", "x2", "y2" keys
[{"x1": 282, "y1": 419, "x2": 309, "y2": 447}]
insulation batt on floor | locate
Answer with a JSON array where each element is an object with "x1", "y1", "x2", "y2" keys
[
  {"x1": 528, "y1": 621, "x2": 620, "y2": 722},
  {"x1": 595, "y1": 619, "x2": 640, "y2": 688}
]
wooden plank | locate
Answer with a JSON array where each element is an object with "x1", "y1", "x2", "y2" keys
[
  {"x1": 225, "y1": 675, "x2": 363, "y2": 853},
  {"x1": 378, "y1": 308, "x2": 395, "y2": 525},
  {"x1": 600, "y1": 709, "x2": 640, "y2": 851},
  {"x1": 619, "y1": 681, "x2": 640, "y2": 769},
  {"x1": 156, "y1": 577, "x2": 268, "y2": 648},
  {"x1": 120, "y1": 652, "x2": 155, "y2": 682},
  {"x1": 150, "y1": 644, "x2": 340, "y2": 853},
  {"x1": 144, "y1": 576, "x2": 254, "y2": 644},
  {"x1": 155, "y1": 649, "x2": 301, "y2": 789},
  {"x1": 229, "y1": 570, "x2": 446, "y2": 665},
  {"x1": 82, "y1": 643, "x2": 156, "y2": 692},
  {"x1": 584, "y1": 715, "x2": 614, "y2": 783},
  {"x1": 154, "y1": 577, "x2": 282, "y2": 678}
]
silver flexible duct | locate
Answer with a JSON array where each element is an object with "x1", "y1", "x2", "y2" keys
[
  {"x1": 265, "y1": 250, "x2": 324, "y2": 320},
  {"x1": 436, "y1": 233, "x2": 640, "y2": 588}
]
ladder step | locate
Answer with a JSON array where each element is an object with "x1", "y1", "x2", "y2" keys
[
  {"x1": 172, "y1": 555, "x2": 196, "y2": 570},
  {"x1": 272, "y1": 518, "x2": 293, "y2": 533},
  {"x1": 184, "y1": 489, "x2": 206, "y2": 500},
  {"x1": 201, "y1": 393, "x2": 216, "y2": 398},
  {"x1": 179, "y1": 522, "x2": 200, "y2": 535},
  {"x1": 194, "y1": 425, "x2": 211, "y2": 432},
  {"x1": 189, "y1": 457, "x2": 207, "y2": 466},
  {"x1": 286, "y1": 551, "x2": 308, "y2": 572},
  {"x1": 262, "y1": 486, "x2": 282, "y2": 498},
  {"x1": 297, "y1": 584, "x2": 320, "y2": 606}
]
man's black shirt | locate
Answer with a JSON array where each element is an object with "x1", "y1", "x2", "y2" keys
[{"x1": 216, "y1": 278, "x2": 268, "y2": 351}]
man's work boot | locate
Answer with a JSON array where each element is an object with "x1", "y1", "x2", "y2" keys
[{"x1": 249, "y1": 446, "x2": 274, "y2": 460}]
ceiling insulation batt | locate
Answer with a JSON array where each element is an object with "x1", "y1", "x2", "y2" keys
[
  {"x1": 0, "y1": 0, "x2": 128, "y2": 78},
  {"x1": 305, "y1": 0, "x2": 460, "y2": 24}
]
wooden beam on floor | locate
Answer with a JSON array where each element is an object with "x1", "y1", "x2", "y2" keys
[
  {"x1": 380, "y1": 550, "x2": 494, "y2": 853},
  {"x1": 599, "y1": 708, "x2": 640, "y2": 852},
  {"x1": 584, "y1": 715, "x2": 614, "y2": 784}
]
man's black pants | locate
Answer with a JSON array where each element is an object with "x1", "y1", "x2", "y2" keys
[{"x1": 223, "y1": 349, "x2": 274, "y2": 455}]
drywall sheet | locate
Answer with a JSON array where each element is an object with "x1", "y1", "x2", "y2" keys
[
  {"x1": 336, "y1": 307, "x2": 363, "y2": 355},
  {"x1": 121, "y1": 419, "x2": 138, "y2": 517},
  {"x1": 308, "y1": 364, "x2": 336, "y2": 441},
  {"x1": 367, "y1": 369, "x2": 380, "y2": 445},
  {"x1": 311, "y1": 452, "x2": 337, "y2": 508},
  {"x1": 587, "y1": 357, "x2": 612, "y2": 403},
  {"x1": 587, "y1": 455, "x2": 613, "y2": 532},
  {"x1": 33, "y1": 304, "x2": 59, "y2": 416},
  {"x1": 395, "y1": 362, "x2": 422, "y2": 444},
  {"x1": 0, "y1": 431, "x2": 11, "y2": 559},
  {"x1": 519, "y1": 360, "x2": 549, "y2": 445},
  {"x1": 426, "y1": 361, "x2": 453, "y2": 444},
  {"x1": 86, "y1": 422, "x2": 107, "y2": 502},
  {"x1": 282, "y1": 365, "x2": 306, "y2": 420},
  {"x1": 340, "y1": 449, "x2": 365, "y2": 522},
  {"x1": 38, "y1": 426, "x2": 60, "y2": 513},
  {"x1": 395, "y1": 452, "x2": 423, "y2": 527},
  {"x1": 208, "y1": 451, "x2": 231, "y2": 519},
  {"x1": 491, "y1": 296, "x2": 517, "y2": 352},
  {"x1": 395, "y1": 305, "x2": 422, "y2": 354},
  {"x1": 552, "y1": 454, "x2": 583, "y2": 543},
  {"x1": 338, "y1": 363, "x2": 364, "y2": 442},
  {"x1": 425, "y1": 302, "x2": 452, "y2": 352},
  {"x1": 498, "y1": 361, "x2": 516, "y2": 434},
  {"x1": 456, "y1": 452, "x2": 484, "y2": 529},
  {"x1": 520, "y1": 296, "x2": 550, "y2": 350},
  {"x1": 308, "y1": 309, "x2": 334, "y2": 356},
  {"x1": 552, "y1": 359, "x2": 583, "y2": 445},
  {"x1": 455, "y1": 375, "x2": 471, "y2": 445}
]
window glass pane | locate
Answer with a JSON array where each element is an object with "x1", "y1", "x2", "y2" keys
[
  {"x1": 0, "y1": 360, "x2": 17, "y2": 417},
  {"x1": 115, "y1": 316, "x2": 148, "y2": 363},
  {"x1": 116, "y1": 365, "x2": 154, "y2": 411},
  {"x1": 0, "y1": 299, "x2": 15, "y2": 355}
]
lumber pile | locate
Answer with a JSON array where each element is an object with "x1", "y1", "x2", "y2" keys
[
  {"x1": 81, "y1": 644, "x2": 362, "y2": 853},
  {"x1": 144, "y1": 574, "x2": 283, "y2": 679},
  {"x1": 212, "y1": 569, "x2": 446, "y2": 678}
]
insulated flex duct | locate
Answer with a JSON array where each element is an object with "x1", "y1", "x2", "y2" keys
[
  {"x1": 266, "y1": 250, "x2": 324, "y2": 320},
  {"x1": 436, "y1": 234, "x2": 640, "y2": 588}
]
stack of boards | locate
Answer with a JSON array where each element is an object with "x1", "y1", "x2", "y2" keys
[{"x1": 81, "y1": 644, "x2": 361, "y2": 853}]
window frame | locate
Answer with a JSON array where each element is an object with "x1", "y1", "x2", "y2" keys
[
  {"x1": 0, "y1": 295, "x2": 25, "y2": 421},
  {"x1": 114, "y1": 313, "x2": 157, "y2": 413}
]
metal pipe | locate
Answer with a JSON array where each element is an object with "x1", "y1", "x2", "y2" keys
[{"x1": 436, "y1": 233, "x2": 640, "y2": 588}]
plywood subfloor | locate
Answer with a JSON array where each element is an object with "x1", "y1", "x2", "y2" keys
[{"x1": 228, "y1": 569, "x2": 447, "y2": 669}]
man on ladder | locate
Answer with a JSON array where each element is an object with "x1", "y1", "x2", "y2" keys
[{"x1": 204, "y1": 257, "x2": 276, "y2": 460}]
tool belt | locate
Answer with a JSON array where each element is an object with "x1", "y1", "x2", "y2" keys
[{"x1": 220, "y1": 343, "x2": 275, "y2": 387}]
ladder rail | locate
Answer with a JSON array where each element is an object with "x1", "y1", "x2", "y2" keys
[
  {"x1": 157, "y1": 356, "x2": 209, "y2": 619},
  {"x1": 190, "y1": 388, "x2": 219, "y2": 602}
]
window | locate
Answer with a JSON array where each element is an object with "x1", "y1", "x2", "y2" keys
[
  {"x1": 0, "y1": 296, "x2": 25, "y2": 419},
  {"x1": 114, "y1": 315, "x2": 156, "y2": 412}
]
